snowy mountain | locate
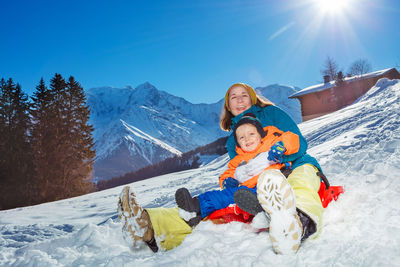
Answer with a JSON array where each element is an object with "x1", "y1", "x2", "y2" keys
[
  {"x1": 87, "y1": 82, "x2": 225, "y2": 180},
  {"x1": 255, "y1": 84, "x2": 302, "y2": 123},
  {"x1": 87, "y1": 82, "x2": 301, "y2": 180},
  {"x1": 1, "y1": 78, "x2": 399, "y2": 266}
]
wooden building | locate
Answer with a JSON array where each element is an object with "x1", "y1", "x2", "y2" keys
[{"x1": 289, "y1": 68, "x2": 400, "y2": 121}]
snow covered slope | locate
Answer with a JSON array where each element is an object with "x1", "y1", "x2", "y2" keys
[
  {"x1": 1, "y1": 78, "x2": 399, "y2": 266},
  {"x1": 88, "y1": 82, "x2": 301, "y2": 180}
]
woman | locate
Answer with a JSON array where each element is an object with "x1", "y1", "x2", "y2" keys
[
  {"x1": 221, "y1": 83, "x2": 324, "y2": 254},
  {"x1": 118, "y1": 83, "x2": 323, "y2": 254}
]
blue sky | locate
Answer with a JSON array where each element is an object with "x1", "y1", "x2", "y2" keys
[{"x1": 1, "y1": 0, "x2": 400, "y2": 104}]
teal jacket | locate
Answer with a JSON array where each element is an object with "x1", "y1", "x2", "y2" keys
[{"x1": 226, "y1": 105, "x2": 322, "y2": 172}]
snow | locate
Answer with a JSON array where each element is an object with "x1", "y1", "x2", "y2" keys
[
  {"x1": 1, "y1": 78, "x2": 400, "y2": 266},
  {"x1": 197, "y1": 154, "x2": 221, "y2": 167},
  {"x1": 177, "y1": 208, "x2": 197, "y2": 222},
  {"x1": 120, "y1": 119, "x2": 182, "y2": 156}
]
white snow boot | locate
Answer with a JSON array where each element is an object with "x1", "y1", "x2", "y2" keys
[
  {"x1": 118, "y1": 186, "x2": 157, "y2": 252},
  {"x1": 257, "y1": 169, "x2": 302, "y2": 254}
]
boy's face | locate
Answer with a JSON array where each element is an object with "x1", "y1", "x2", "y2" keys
[{"x1": 236, "y1": 124, "x2": 261, "y2": 152}]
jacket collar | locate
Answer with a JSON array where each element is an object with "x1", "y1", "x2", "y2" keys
[{"x1": 231, "y1": 105, "x2": 261, "y2": 130}]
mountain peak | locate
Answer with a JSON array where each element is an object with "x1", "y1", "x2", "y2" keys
[
  {"x1": 133, "y1": 82, "x2": 161, "y2": 105},
  {"x1": 136, "y1": 82, "x2": 156, "y2": 91}
]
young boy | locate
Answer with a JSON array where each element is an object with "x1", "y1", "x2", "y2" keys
[{"x1": 175, "y1": 113, "x2": 300, "y2": 227}]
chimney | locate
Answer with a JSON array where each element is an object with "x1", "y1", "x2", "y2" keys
[{"x1": 323, "y1": 75, "x2": 330, "y2": 84}]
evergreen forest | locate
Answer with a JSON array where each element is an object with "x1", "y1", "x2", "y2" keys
[{"x1": 0, "y1": 74, "x2": 95, "y2": 210}]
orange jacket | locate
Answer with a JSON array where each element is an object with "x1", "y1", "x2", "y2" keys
[{"x1": 219, "y1": 126, "x2": 299, "y2": 189}]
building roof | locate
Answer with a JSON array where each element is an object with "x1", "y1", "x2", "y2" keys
[{"x1": 289, "y1": 68, "x2": 395, "y2": 98}]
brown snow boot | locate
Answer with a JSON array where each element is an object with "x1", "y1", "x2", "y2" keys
[{"x1": 118, "y1": 186, "x2": 157, "y2": 251}]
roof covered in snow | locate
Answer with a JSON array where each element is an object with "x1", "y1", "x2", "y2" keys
[{"x1": 289, "y1": 68, "x2": 395, "y2": 98}]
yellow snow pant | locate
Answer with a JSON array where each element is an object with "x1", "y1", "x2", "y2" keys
[
  {"x1": 287, "y1": 164, "x2": 324, "y2": 238},
  {"x1": 146, "y1": 207, "x2": 192, "y2": 251}
]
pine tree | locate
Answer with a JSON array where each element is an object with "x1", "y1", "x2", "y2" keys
[
  {"x1": 335, "y1": 71, "x2": 345, "y2": 87},
  {"x1": 335, "y1": 71, "x2": 346, "y2": 109},
  {"x1": 30, "y1": 74, "x2": 95, "y2": 203},
  {"x1": 0, "y1": 79, "x2": 7, "y2": 189},
  {"x1": 30, "y1": 78, "x2": 54, "y2": 203},
  {"x1": 0, "y1": 78, "x2": 33, "y2": 209},
  {"x1": 64, "y1": 76, "x2": 95, "y2": 197},
  {"x1": 30, "y1": 74, "x2": 68, "y2": 202}
]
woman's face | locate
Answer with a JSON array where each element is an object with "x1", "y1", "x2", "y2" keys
[{"x1": 228, "y1": 85, "x2": 252, "y2": 116}]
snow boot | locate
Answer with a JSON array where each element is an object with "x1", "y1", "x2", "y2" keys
[
  {"x1": 118, "y1": 186, "x2": 158, "y2": 252},
  {"x1": 175, "y1": 188, "x2": 201, "y2": 227},
  {"x1": 233, "y1": 188, "x2": 264, "y2": 215},
  {"x1": 257, "y1": 169, "x2": 302, "y2": 254}
]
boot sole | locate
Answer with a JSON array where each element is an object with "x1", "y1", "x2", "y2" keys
[
  {"x1": 256, "y1": 169, "x2": 296, "y2": 214},
  {"x1": 175, "y1": 188, "x2": 195, "y2": 212},
  {"x1": 118, "y1": 186, "x2": 151, "y2": 246},
  {"x1": 256, "y1": 169, "x2": 301, "y2": 254},
  {"x1": 233, "y1": 188, "x2": 264, "y2": 215}
]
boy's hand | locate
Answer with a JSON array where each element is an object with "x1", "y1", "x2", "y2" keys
[
  {"x1": 268, "y1": 141, "x2": 286, "y2": 163},
  {"x1": 222, "y1": 177, "x2": 239, "y2": 189}
]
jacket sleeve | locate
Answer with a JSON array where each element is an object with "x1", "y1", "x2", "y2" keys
[
  {"x1": 280, "y1": 131, "x2": 300, "y2": 155},
  {"x1": 219, "y1": 155, "x2": 241, "y2": 189},
  {"x1": 263, "y1": 105, "x2": 308, "y2": 163}
]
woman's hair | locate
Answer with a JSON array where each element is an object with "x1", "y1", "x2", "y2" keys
[{"x1": 220, "y1": 83, "x2": 273, "y2": 131}]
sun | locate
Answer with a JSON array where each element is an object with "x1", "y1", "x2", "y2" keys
[{"x1": 315, "y1": 0, "x2": 351, "y2": 15}]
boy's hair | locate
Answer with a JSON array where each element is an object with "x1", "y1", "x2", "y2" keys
[
  {"x1": 220, "y1": 83, "x2": 273, "y2": 132},
  {"x1": 233, "y1": 113, "x2": 266, "y2": 148}
]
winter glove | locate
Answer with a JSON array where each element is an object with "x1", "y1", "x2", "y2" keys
[
  {"x1": 268, "y1": 141, "x2": 286, "y2": 163},
  {"x1": 222, "y1": 177, "x2": 239, "y2": 189}
]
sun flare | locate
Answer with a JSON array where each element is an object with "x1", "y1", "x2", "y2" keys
[{"x1": 315, "y1": 0, "x2": 350, "y2": 15}]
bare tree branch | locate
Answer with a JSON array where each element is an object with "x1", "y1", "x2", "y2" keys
[
  {"x1": 320, "y1": 56, "x2": 339, "y2": 81},
  {"x1": 348, "y1": 58, "x2": 372, "y2": 76}
]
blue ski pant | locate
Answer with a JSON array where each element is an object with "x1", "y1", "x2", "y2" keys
[{"x1": 197, "y1": 186, "x2": 257, "y2": 218}]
